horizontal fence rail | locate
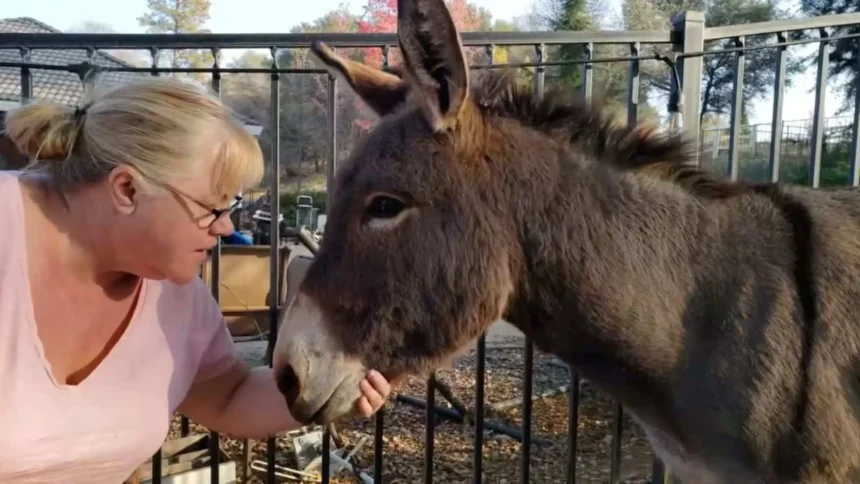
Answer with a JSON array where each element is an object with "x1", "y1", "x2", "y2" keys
[
  {"x1": 0, "y1": 29, "x2": 673, "y2": 49},
  {"x1": 703, "y1": 11, "x2": 860, "y2": 40},
  {"x1": 2, "y1": 10, "x2": 859, "y2": 484}
]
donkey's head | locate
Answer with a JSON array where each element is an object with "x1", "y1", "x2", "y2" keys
[{"x1": 273, "y1": 0, "x2": 523, "y2": 425}]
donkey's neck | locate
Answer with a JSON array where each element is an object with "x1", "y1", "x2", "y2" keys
[{"x1": 500, "y1": 131, "x2": 719, "y2": 430}]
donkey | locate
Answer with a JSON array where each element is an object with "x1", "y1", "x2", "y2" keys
[{"x1": 272, "y1": 0, "x2": 860, "y2": 481}]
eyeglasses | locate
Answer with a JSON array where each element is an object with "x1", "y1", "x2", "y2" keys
[{"x1": 163, "y1": 183, "x2": 242, "y2": 229}]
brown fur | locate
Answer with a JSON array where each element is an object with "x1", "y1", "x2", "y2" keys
[
  {"x1": 280, "y1": 0, "x2": 860, "y2": 482},
  {"x1": 469, "y1": 70, "x2": 759, "y2": 200}
]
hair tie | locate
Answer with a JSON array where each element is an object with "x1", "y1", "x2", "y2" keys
[{"x1": 73, "y1": 106, "x2": 87, "y2": 121}]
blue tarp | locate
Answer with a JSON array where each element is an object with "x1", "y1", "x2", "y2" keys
[{"x1": 221, "y1": 230, "x2": 254, "y2": 245}]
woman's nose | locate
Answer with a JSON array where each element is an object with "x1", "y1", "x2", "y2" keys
[{"x1": 209, "y1": 213, "x2": 235, "y2": 236}]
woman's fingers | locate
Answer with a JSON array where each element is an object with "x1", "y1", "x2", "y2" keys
[
  {"x1": 358, "y1": 379, "x2": 385, "y2": 414},
  {"x1": 366, "y1": 370, "x2": 391, "y2": 398},
  {"x1": 356, "y1": 396, "x2": 374, "y2": 417},
  {"x1": 357, "y1": 370, "x2": 392, "y2": 417}
]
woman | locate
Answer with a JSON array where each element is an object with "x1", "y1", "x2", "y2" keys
[{"x1": 0, "y1": 76, "x2": 391, "y2": 483}]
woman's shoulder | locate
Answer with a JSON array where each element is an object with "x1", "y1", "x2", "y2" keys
[
  {"x1": 0, "y1": 170, "x2": 26, "y2": 205},
  {"x1": 0, "y1": 170, "x2": 25, "y2": 233},
  {"x1": 0, "y1": 170, "x2": 23, "y2": 184},
  {"x1": 0, "y1": 170, "x2": 22, "y2": 178},
  {"x1": 0, "y1": 170, "x2": 23, "y2": 194}
]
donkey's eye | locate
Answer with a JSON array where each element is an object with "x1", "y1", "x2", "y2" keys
[{"x1": 365, "y1": 195, "x2": 406, "y2": 220}]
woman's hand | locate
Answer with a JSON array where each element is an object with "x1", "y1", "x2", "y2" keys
[{"x1": 356, "y1": 370, "x2": 392, "y2": 417}]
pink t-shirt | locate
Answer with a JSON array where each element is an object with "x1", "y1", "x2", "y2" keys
[{"x1": 0, "y1": 171, "x2": 239, "y2": 483}]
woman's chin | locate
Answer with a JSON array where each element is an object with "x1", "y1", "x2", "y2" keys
[
  {"x1": 169, "y1": 266, "x2": 205, "y2": 285},
  {"x1": 137, "y1": 263, "x2": 201, "y2": 286}
]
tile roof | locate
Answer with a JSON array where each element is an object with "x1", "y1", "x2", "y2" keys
[{"x1": 0, "y1": 17, "x2": 145, "y2": 106}]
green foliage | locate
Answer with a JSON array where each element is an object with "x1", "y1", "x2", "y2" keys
[
  {"x1": 702, "y1": 136, "x2": 856, "y2": 188},
  {"x1": 279, "y1": 190, "x2": 328, "y2": 227},
  {"x1": 537, "y1": 0, "x2": 664, "y2": 124},
  {"x1": 779, "y1": 142, "x2": 855, "y2": 187},
  {"x1": 548, "y1": 0, "x2": 593, "y2": 90},
  {"x1": 138, "y1": 0, "x2": 212, "y2": 34}
]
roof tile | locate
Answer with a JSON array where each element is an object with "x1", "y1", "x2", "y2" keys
[{"x1": 0, "y1": 17, "x2": 146, "y2": 106}]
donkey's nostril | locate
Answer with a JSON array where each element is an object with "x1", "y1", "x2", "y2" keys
[{"x1": 277, "y1": 364, "x2": 301, "y2": 408}]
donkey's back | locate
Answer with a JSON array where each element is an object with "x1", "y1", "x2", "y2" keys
[
  {"x1": 668, "y1": 183, "x2": 860, "y2": 483},
  {"x1": 783, "y1": 184, "x2": 860, "y2": 479}
]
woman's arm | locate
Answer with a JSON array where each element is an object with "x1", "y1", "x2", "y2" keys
[
  {"x1": 177, "y1": 280, "x2": 391, "y2": 439},
  {"x1": 177, "y1": 360, "x2": 390, "y2": 439}
]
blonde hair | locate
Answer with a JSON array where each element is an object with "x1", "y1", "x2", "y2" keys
[{"x1": 3, "y1": 76, "x2": 263, "y2": 199}]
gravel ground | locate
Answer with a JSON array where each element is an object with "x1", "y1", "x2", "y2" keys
[{"x1": 164, "y1": 337, "x2": 656, "y2": 483}]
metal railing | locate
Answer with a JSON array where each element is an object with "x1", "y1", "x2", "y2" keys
[{"x1": 3, "y1": 9, "x2": 860, "y2": 484}]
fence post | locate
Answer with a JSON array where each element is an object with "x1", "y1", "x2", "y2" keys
[
  {"x1": 671, "y1": 11, "x2": 705, "y2": 164},
  {"x1": 663, "y1": 16, "x2": 704, "y2": 481}
]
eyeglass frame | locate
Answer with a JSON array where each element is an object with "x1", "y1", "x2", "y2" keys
[{"x1": 162, "y1": 183, "x2": 243, "y2": 229}]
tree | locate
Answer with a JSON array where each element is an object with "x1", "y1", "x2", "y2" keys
[
  {"x1": 534, "y1": 0, "x2": 657, "y2": 123},
  {"x1": 356, "y1": 0, "x2": 488, "y2": 68},
  {"x1": 251, "y1": 4, "x2": 367, "y2": 192},
  {"x1": 346, "y1": 0, "x2": 503, "y2": 130},
  {"x1": 258, "y1": 0, "x2": 524, "y2": 198},
  {"x1": 538, "y1": 0, "x2": 596, "y2": 91},
  {"x1": 65, "y1": 21, "x2": 148, "y2": 67},
  {"x1": 221, "y1": 51, "x2": 270, "y2": 125},
  {"x1": 799, "y1": 0, "x2": 860, "y2": 114},
  {"x1": 137, "y1": 0, "x2": 214, "y2": 79},
  {"x1": 622, "y1": 0, "x2": 804, "y2": 125},
  {"x1": 67, "y1": 20, "x2": 116, "y2": 34}
]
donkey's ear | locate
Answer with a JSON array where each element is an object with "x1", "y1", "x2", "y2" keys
[
  {"x1": 397, "y1": 0, "x2": 469, "y2": 131},
  {"x1": 309, "y1": 41, "x2": 409, "y2": 117}
]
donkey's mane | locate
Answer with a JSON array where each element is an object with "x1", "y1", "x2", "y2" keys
[{"x1": 471, "y1": 69, "x2": 760, "y2": 200}]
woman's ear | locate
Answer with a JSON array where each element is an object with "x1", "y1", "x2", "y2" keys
[{"x1": 106, "y1": 166, "x2": 140, "y2": 215}]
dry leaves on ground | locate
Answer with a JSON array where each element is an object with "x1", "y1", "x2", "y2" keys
[{"x1": 166, "y1": 339, "x2": 657, "y2": 483}]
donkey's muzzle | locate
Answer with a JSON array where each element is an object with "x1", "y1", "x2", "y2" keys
[
  {"x1": 275, "y1": 363, "x2": 301, "y2": 409},
  {"x1": 273, "y1": 289, "x2": 367, "y2": 426}
]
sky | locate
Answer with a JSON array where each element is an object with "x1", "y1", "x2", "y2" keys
[
  {"x1": 2, "y1": 0, "x2": 531, "y2": 35},
  {"x1": 3, "y1": 0, "x2": 841, "y2": 129}
]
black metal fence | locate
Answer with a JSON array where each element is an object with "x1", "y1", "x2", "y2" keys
[{"x1": 3, "y1": 9, "x2": 860, "y2": 484}]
